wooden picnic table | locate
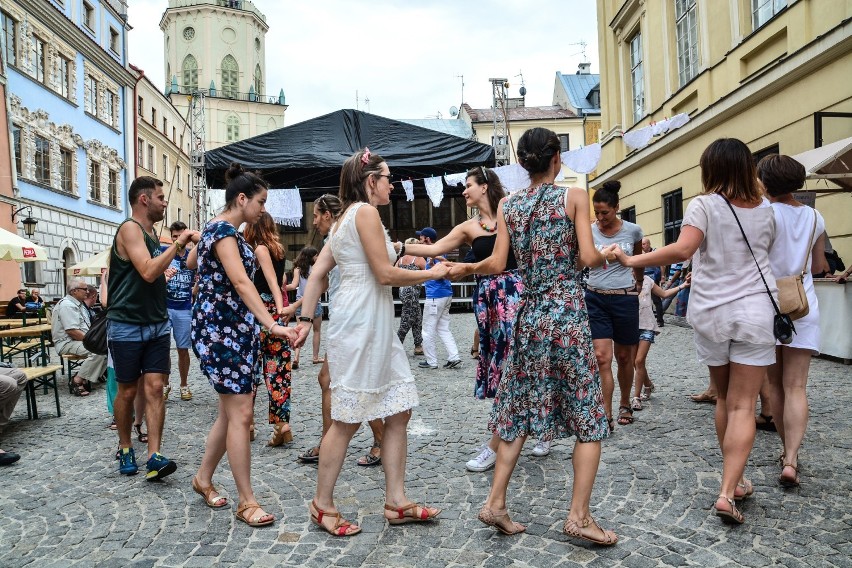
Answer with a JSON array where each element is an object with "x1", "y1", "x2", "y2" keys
[{"x1": 0, "y1": 323, "x2": 52, "y2": 366}]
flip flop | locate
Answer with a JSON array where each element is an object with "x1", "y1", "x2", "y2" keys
[{"x1": 690, "y1": 392, "x2": 717, "y2": 404}]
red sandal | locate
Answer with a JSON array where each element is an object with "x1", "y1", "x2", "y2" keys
[{"x1": 309, "y1": 500, "x2": 361, "y2": 536}]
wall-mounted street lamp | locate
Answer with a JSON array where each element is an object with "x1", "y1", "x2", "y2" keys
[{"x1": 11, "y1": 205, "x2": 38, "y2": 238}]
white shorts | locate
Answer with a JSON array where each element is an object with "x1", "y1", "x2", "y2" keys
[{"x1": 694, "y1": 333, "x2": 776, "y2": 367}]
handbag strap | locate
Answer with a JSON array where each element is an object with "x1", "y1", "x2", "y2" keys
[
  {"x1": 720, "y1": 195, "x2": 783, "y2": 317},
  {"x1": 798, "y1": 210, "x2": 818, "y2": 276}
]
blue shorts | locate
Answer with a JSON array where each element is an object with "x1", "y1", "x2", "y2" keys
[
  {"x1": 107, "y1": 320, "x2": 172, "y2": 383},
  {"x1": 639, "y1": 329, "x2": 656, "y2": 344},
  {"x1": 296, "y1": 302, "x2": 323, "y2": 319},
  {"x1": 168, "y1": 308, "x2": 192, "y2": 349},
  {"x1": 585, "y1": 290, "x2": 640, "y2": 345}
]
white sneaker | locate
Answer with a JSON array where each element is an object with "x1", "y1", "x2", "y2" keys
[
  {"x1": 531, "y1": 440, "x2": 551, "y2": 457},
  {"x1": 465, "y1": 447, "x2": 496, "y2": 472}
]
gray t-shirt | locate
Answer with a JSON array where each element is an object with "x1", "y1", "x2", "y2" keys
[{"x1": 587, "y1": 220, "x2": 644, "y2": 289}]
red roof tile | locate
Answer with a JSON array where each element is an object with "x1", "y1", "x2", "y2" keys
[{"x1": 461, "y1": 103, "x2": 576, "y2": 122}]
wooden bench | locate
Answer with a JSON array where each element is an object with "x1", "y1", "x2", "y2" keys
[
  {"x1": 2, "y1": 340, "x2": 43, "y2": 365},
  {"x1": 22, "y1": 365, "x2": 62, "y2": 419},
  {"x1": 61, "y1": 353, "x2": 88, "y2": 378}
]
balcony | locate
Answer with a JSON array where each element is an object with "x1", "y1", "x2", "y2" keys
[
  {"x1": 166, "y1": 0, "x2": 266, "y2": 22},
  {"x1": 172, "y1": 86, "x2": 285, "y2": 106},
  {"x1": 104, "y1": 0, "x2": 128, "y2": 18}
]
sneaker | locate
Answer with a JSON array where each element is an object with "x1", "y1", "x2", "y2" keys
[
  {"x1": 418, "y1": 361, "x2": 438, "y2": 369},
  {"x1": 117, "y1": 447, "x2": 138, "y2": 475},
  {"x1": 531, "y1": 440, "x2": 551, "y2": 457},
  {"x1": 413, "y1": 346, "x2": 424, "y2": 356},
  {"x1": 162, "y1": 385, "x2": 171, "y2": 400},
  {"x1": 145, "y1": 452, "x2": 177, "y2": 481},
  {"x1": 466, "y1": 447, "x2": 497, "y2": 472},
  {"x1": 180, "y1": 386, "x2": 192, "y2": 401},
  {"x1": 444, "y1": 359, "x2": 462, "y2": 369}
]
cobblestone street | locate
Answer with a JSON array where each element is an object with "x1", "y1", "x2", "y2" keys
[{"x1": 1, "y1": 313, "x2": 850, "y2": 567}]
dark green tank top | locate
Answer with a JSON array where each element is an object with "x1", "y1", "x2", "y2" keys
[{"x1": 107, "y1": 219, "x2": 168, "y2": 324}]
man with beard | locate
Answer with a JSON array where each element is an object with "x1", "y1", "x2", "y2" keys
[{"x1": 108, "y1": 176, "x2": 198, "y2": 480}]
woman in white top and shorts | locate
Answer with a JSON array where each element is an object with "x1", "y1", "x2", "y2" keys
[
  {"x1": 758, "y1": 154, "x2": 829, "y2": 488},
  {"x1": 609, "y1": 138, "x2": 778, "y2": 526}
]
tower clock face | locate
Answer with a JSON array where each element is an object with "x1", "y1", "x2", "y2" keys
[{"x1": 183, "y1": 27, "x2": 195, "y2": 41}]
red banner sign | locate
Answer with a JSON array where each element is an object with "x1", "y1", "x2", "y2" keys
[{"x1": 21, "y1": 247, "x2": 36, "y2": 258}]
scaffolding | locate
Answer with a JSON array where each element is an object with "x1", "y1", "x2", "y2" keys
[
  {"x1": 489, "y1": 78, "x2": 510, "y2": 166},
  {"x1": 189, "y1": 92, "x2": 208, "y2": 230}
]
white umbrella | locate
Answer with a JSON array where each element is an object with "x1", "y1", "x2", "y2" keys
[
  {"x1": 791, "y1": 136, "x2": 852, "y2": 191},
  {"x1": 0, "y1": 227, "x2": 48, "y2": 261},
  {"x1": 69, "y1": 248, "x2": 110, "y2": 276}
]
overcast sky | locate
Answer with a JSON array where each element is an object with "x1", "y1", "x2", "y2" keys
[{"x1": 127, "y1": 0, "x2": 600, "y2": 125}]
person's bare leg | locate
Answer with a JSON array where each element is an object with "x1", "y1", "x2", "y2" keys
[
  {"x1": 195, "y1": 397, "x2": 228, "y2": 504},
  {"x1": 367, "y1": 418, "x2": 384, "y2": 460},
  {"x1": 614, "y1": 342, "x2": 637, "y2": 412},
  {"x1": 313, "y1": 420, "x2": 361, "y2": 531},
  {"x1": 318, "y1": 360, "x2": 331, "y2": 437},
  {"x1": 593, "y1": 339, "x2": 615, "y2": 421},
  {"x1": 777, "y1": 347, "x2": 812, "y2": 473},
  {"x1": 565, "y1": 440, "x2": 616, "y2": 541},
  {"x1": 143, "y1": 373, "x2": 167, "y2": 458},
  {"x1": 483, "y1": 435, "x2": 526, "y2": 511},
  {"x1": 312, "y1": 319, "x2": 322, "y2": 362},
  {"x1": 177, "y1": 348, "x2": 190, "y2": 388},
  {"x1": 115, "y1": 381, "x2": 139, "y2": 449},
  {"x1": 221, "y1": 393, "x2": 272, "y2": 522},
  {"x1": 132, "y1": 377, "x2": 146, "y2": 434},
  {"x1": 757, "y1": 372, "x2": 773, "y2": 423},
  {"x1": 633, "y1": 340, "x2": 652, "y2": 398}
]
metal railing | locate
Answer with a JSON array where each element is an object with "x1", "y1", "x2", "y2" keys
[
  {"x1": 103, "y1": 0, "x2": 128, "y2": 17},
  {"x1": 175, "y1": 86, "x2": 283, "y2": 105}
]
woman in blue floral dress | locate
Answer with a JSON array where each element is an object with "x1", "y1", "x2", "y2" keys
[
  {"x1": 450, "y1": 128, "x2": 617, "y2": 545},
  {"x1": 188, "y1": 164, "x2": 297, "y2": 528}
]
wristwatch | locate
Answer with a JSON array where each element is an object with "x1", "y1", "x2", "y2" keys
[{"x1": 297, "y1": 316, "x2": 313, "y2": 323}]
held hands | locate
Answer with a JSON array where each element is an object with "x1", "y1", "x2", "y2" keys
[
  {"x1": 164, "y1": 267, "x2": 178, "y2": 280},
  {"x1": 428, "y1": 262, "x2": 450, "y2": 280},
  {"x1": 683, "y1": 273, "x2": 692, "y2": 287},
  {"x1": 278, "y1": 305, "x2": 297, "y2": 324},
  {"x1": 293, "y1": 321, "x2": 311, "y2": 348},
  {"x1": 178, "y1": 230, "x2": 201, "y2": 247},
  {"x1": 270, "y1": 322, "x2": 299, "y2": 342},
  {"x1": 602, "y1": 244, "x2": 627, "y2": 265},
  {"x1": 444, "y1": 261, "x2": 469, "y2": 281}
]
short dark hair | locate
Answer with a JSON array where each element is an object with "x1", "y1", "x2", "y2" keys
[
  {"x1": 129, "y1": 176, "x2": 163, "y2": 205},
  {"x1": 593, "y1": 180, "x2": 621, "y2": 208},
  {"x1": 17, "y1": 288, "x2": 27, "y2": 294},
  {"x1": 756, "y1": 154, "x2": 806, "y2": 197},
  {"x1": 169, "y1": 221, "x2": 188, "y2": 232},
  {"x1": 700, "y1": 138, "x2": 762, "y2": 203}
]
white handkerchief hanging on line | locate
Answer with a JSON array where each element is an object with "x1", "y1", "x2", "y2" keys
[
  {"x1": 443, "y1": 172, "x2": 466, "y2": 187},
  {"x1": 208, "y1": 189, "x2": 226, "y2": 215},
  {"x1": 561, "y1": 143, "x2": 601, "y2": 174},
  {"x1": 424, "y1": 176, "x2": 444, "y2": 207},
  {"x1": 402, "y1": 179, "x2": 414, "y2": 202},
  {"x1": 492, "y1": 164, "x2": 530, "y2": 193},
  {"x1": 265, "y1": 187, "x2": 303, "y2": 227},
  {"x1": 622, "y1": 126, "x2": 654, "y2": 150}
]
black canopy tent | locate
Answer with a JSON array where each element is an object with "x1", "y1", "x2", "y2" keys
[{"x1": 204, "y1": 109, "x2": 495, "y2": 199}]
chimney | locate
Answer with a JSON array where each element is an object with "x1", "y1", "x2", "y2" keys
[{"x1": 577, "y1": 62, "x2": 591, "y2": 75}]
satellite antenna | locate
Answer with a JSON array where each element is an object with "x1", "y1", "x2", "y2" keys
[
  {"x1": 569, "y1": 41, "x2": 589, "y2": 61},
  {"x1": 515, "y1": 71, "x2": 526, "y2": 97},
  {"x1": 455, "y1": 73, "x2": 464, "y2": 105},
  {"x1": 449, "y1": 106, "x2": 458, "y2": 117}
]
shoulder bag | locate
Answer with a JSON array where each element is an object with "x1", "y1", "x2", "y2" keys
[
  {"x1": 83, "y1": 310, "x2": 108, "y2": 355},
  {"x1": 775, "y1": 210, "x2": 817, "y2": 321},
  {"x1": 721, "y1": 196, "x2": 795, "y2": 344}
]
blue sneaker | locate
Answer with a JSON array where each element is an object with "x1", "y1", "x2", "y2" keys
[
  {"x1": 145, "y1": 452, "x2": 177, "y2": 481},
  {"x1": 418, "y1": 361, "x2": 438, "y2": 369},
  {"x1": 117, "y1": 447, "x2": 138, "y2": 475}
]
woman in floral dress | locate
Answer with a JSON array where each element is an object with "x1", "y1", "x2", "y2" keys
[
  {"x1": 449, "y1": 128, "x2": 617, "y2": 545},
  {"x1": 188, "y1": 164, "x2": 297, "y2": 528}
]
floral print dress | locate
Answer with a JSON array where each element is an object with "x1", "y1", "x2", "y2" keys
[
  {"x1": 492, "y1": 183, "x2": 609, "y2": 442},
  {"x1": 192, "y1": 220, "x2": 259, "y2": 395}
]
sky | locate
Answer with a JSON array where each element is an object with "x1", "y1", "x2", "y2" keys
[{"x1": 127, "y1": 0, "x2": 600, "y2": 125}]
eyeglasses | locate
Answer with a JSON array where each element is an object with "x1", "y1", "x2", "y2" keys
[{"x1": 376, "y1": 174, "x2": 393, "y2": 182}]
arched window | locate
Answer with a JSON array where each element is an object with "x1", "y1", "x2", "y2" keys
[
  {"x1": 221, "y1": 55, "x2": 238, "y2": 98},
  {"x1": 254, "y1": 65, "x2": 262, "y2": 95},
  {"x1": 226, "y1": 114, "x2": 240, "y2": 142},
  {"x1": 182, "y1": 54, "x2": 198, "y2": 94}
]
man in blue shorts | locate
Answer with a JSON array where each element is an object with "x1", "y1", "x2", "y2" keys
[
  {"x1": 108, "y1": 176, "x2": 198, "y2": 480},
  {"x1": 163, "y1": 221, "x2": 196, "y2": 402}
]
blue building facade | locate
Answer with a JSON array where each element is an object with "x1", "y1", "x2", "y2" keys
[{"x1": 2, "y1": 0, "x2": 132, "y2": 297}]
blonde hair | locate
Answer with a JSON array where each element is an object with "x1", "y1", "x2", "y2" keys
[{"x1": 405, "y1": 237, "x2": 419, "y2": 245}]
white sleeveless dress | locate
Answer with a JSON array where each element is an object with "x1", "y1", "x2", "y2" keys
[{"x1": 326, "y1": 203, "x2": 419, "y2": 423}]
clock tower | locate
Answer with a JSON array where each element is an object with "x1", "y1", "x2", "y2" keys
[{"x1": 160, "y1": 0, "x2": 286, "y2": 149}]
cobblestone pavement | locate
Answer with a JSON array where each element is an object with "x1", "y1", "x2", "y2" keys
[{"x1": 1, "y1": 313, "x2": 851, "y2": 568}]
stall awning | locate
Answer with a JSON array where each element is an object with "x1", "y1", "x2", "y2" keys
[{"x1": 792, "y1": 136, "x2": 852, "y2": 191}]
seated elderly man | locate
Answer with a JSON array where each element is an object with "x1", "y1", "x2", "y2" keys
[
  {"x1": 52, "y1": 278, "x2": 107, "y2": 397},
  {"x1": 0, "y1": 365, "x2": 26, "y2": 465}
]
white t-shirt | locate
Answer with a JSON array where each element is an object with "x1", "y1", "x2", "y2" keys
[{"x1": 683, "y1": 194, "x2": 777, "y2": 344}]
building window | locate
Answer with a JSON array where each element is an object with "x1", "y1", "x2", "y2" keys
[
  {"x1": 106, "y1": 91, "x2": 116, "y2": 126},
  {"x1": 163, "y1": 117, "x2": 167, "y2": 133},
  {"x1": 629, "y1": 32, "x2": 644, "y2": 123},
  {"x1": 172, "y1": 127, "x2": 176, "y2": 142},
  {"x1": 32, "y1": 36, "x2": 46, "y2": 83},
  {"x1": 60, "y1": 147, "x2": 73, "y2": 192},
  {"x1": 137, "y1": 96, "x2": 143, "y2": 116},
  {"x1": 675, "y1": 0, "x2": 699, "y2": 86},
  {"x1": 11, "y1": 124, "x2": 21, "y2": 176},
  {"x1": 752, "y1": 0, "x2": 786, "y2": 30},
  {"x1": 162, "y1": 154, "x2": 168, "y2": 177},
  {"x1": 254, "y1": 64, "x2": 262, "y2": 95},
  {"x1": 221, "y1": 55, "x2": 239, "y2": 98},
  {"x1": 662, "y1": 189, "x2": 683, "y2": 245},
  {"x1": 34, "y1": 135, "x2": 50, "y2": 185},
  {"x1": 108, "y1": 170, "x2": 118, "y2": 206},
  {"x1": 558, "y1": 134, "x2": 569, "y2": 153},
  {"x1": 621, "y1": 206, "x2": 636, "y2": 224},
  {"x1": 137, "y1": 137, "x2": 144, "y2": 165},
  {"x1": 182, "y1": 54, "x2": 198, "y2": 93},
  {"x1": 90, "y1": 161, "x2": 101, "y2": 200},
  {"x1": 83, "y1": 1, "x2": 95, "y2": 32},
  {"x1": 85, "y1": 75, "x2": 99, "y2": 115},
  {"x1": 109, "y1": 27, "x2": 119, "y2": 54},
  {"x1": 753, "y1": 143, "x2": 780, "y2": 164},
  {"x1": 176, "y1": 165, "x2": 182, "y2": 189},
  {"x1": 2, "y1": 11, "x2": 17, "y2": 67},
  {"x1": 58, "y1": 55, "x2": 71, "y2": 99},
  {"x1": 151, "y1": 107, "x2": 156, "y2": 125},
  {"x1": 147, "y1": 144, "x2": 154, "y2": 172},
  {"x1": 226, "y1": 114, "x2": 240, "y2": 142},
  {"x1": 177, "y1": 207, "x2": 182, "y2": 222}
]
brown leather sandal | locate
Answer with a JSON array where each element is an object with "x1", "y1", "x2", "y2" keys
[
  {"x1": 779, "y1": 463, "x2": 800, "y2": 487},
  {"x1": 384, "y1": 502, "x2": 441, "y2": 525},
  {"x1": 563, "y1": 517, "x2": 618, "y2": 545},
  {"x1": 309, "y1": 499, "x2": 361, "y2": 536},
  {"x1": 714, "y1": 496, "x2": 744, "y2": 525},
  {"x1": 191, "y1": 476, "x2": 228, "y2": 509},
  {"x1": 478, "y1": 506, "x2": 525, "y2": 535},
  {"x1": 235, "y1": 502, "x2": 275, "y2": 527}
]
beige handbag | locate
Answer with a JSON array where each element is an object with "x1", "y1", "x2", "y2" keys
[{"x1": 776, "y1": 211, "x2": 817, "y2": 321}]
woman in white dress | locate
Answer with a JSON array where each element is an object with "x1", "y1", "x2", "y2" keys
[
  {"x1": 294, "y1": 148, "x2": 446, "y2": 536},
  {"x1": 758, "y1": 154, "x2": 829, "y2": 488}
]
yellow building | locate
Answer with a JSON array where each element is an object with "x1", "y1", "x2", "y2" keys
[{"x1": 595, "y1": 0, "x2": 852, "y2": 259}]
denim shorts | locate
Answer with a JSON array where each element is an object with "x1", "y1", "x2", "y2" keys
[
  {"x1": 107, "y1": 320, "x2": 172, "y2": 383},
  {"x1": 295, "y1": 303, "x2": 323, "y2": 319},
  {"x1": 639, "y1": 329, "x2": 656, "y2": 344},
  {"x1": 168, "y1": 308, "x2": 192, "y2": 349},
  {"x1": 585, "y1": 290, "x2": 640, "y2": 345}
]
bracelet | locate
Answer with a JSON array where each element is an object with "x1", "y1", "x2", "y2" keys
[
  {"x1": 297, "y1": 316, "x2": 313, "y2": 323},
  {"x1": 395, "y1": 242, "x2": 406, "y2": 265},
  {"x1": 174, "y1": 242, "x2": 185, "y2": 253}
]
